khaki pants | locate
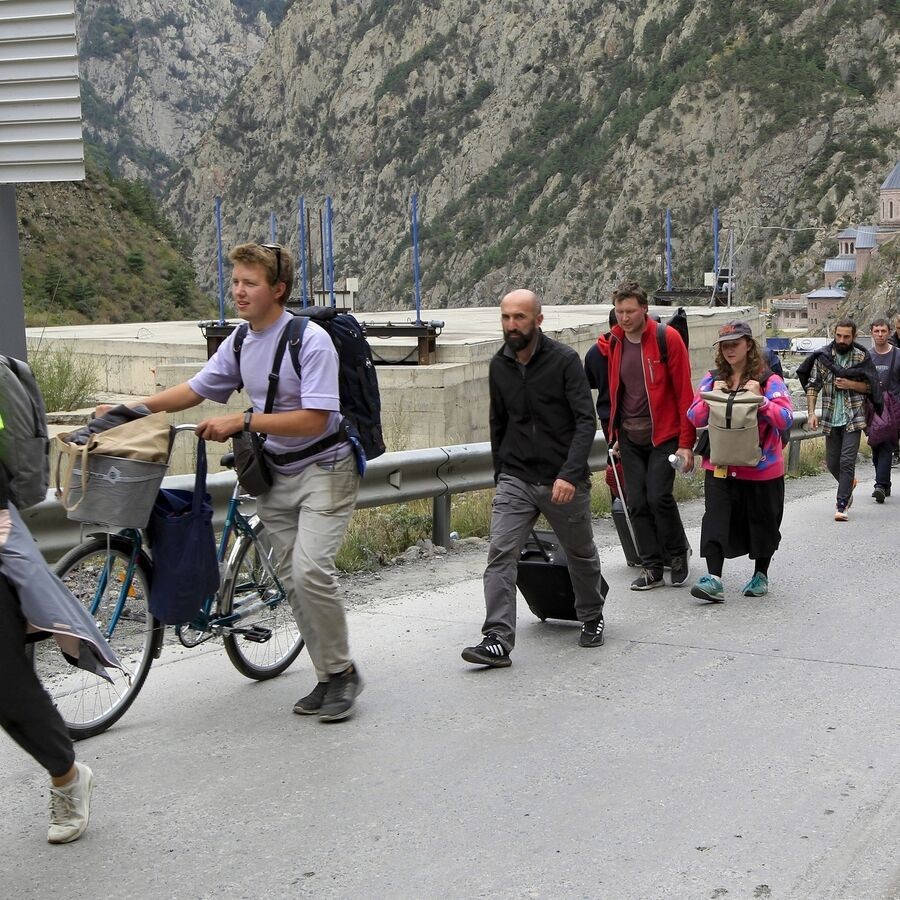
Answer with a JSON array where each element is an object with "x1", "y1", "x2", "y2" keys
[{"x1": 256, "y1": 454, "x2": 359, "y2": 682}]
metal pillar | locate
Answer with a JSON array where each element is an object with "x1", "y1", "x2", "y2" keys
[
  {"x1": 432, "y1": 494, "x2": 451, "y2": 548},
  {"x1": 0, "y1": 185, "x2": 27, "y2": 359}
]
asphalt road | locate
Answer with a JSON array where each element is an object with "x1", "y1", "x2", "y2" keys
[{"x1": 1, "y1": 472, "x2": 898, "y2": 900}]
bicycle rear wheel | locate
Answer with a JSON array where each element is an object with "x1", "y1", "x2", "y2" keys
[
  {"x1": 35, "y1": 534, "x2": 162, "y2": 740},
  {"x1": 222, "y1": 522, "x2": 304, "y2": 679}
]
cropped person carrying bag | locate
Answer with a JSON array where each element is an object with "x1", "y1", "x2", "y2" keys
[
  {"x1": 146, "y1": 439, "x2": 220, "y2": 626},
  {"x1": 700, "y1": 389, "x2": 764, "y2": 467}
]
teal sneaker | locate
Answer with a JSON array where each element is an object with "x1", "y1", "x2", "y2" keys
[
  {"x1": 690, "y1": 574, "x2": 724, "y2": 603},
  {"x1": 741, "y1": 572, "x2": 769, "y2": 597}
]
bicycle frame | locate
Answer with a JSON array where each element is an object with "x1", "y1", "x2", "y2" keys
[{"x1": 90, "y1": 426, "x2": 286, "y2": 646}]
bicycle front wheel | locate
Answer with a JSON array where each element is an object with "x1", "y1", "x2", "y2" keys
[
  {"x1": 222, "y1": 523, "x2": 304, "y2": 679},
  {"x1": 36, "y1": 534, "x2": 162, "y2": 740}
]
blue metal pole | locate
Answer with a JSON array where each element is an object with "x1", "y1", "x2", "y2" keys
[
  {"x1": 712, "y1": 207, "x2": 719, "y2": 275},
  {"x1": 215, "y1": 196, "x2": 226, "y2": 324},
  {"x1": 298, "y1": 197, "x2": 308, "y2": 307},
  {"x1": 269, "y1": 211, "x2": 276, "y2": 243},
  {"x1": 665, "y1": 208, "x2": 673, "y2": 291},
  {"x1": 326, "y1": 196, "x2": 335, "y2": 308},
  {"x1": 411, "y1": 193, "x2": 423, "y2": 325}
]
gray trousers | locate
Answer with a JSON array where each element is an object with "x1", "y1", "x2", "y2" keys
[
  {"x1": 256, "y1": 454, "x2": 359, "y2": 682},
  {"x1": 825, "y1": 426, "x2": 861, "y2": 502},
  {"x1": 482, "y1": 474, "x2": 605, "y2": 650}
]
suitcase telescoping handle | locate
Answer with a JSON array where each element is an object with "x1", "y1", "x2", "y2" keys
[
  {"x1": 608, "y1": 450, "x2": 642, "y2": 558},
  {"x1": 529, "y1": 529, "x2": 552, "y2": 562}
]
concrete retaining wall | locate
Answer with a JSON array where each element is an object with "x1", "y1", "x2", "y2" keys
[{"x1": 33, "y1": 305, "x2": 760, "y2": 473}]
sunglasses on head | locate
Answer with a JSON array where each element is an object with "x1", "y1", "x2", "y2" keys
[{"x1": 257, "y1": 243, "x2": 282, "y2": 283}]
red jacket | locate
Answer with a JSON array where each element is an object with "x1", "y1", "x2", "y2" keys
[{"x1": 596, "y1": 322, "x2": 696, "y2": 449}]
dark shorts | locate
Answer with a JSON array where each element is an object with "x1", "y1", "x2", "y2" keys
[{"x1": 700, "y1": 472, "x2": 785, "y2": 561}]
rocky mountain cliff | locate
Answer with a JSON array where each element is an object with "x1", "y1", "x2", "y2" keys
[
  {"x1": 75, "y1": 0, "x2": 292, "y2": 187},
  {"x1": 162, "y1": 0, "x2": 900, "y2": 313}
]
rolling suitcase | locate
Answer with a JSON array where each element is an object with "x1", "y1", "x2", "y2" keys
[
  {"x1": 609, "y1": 454, "x2": 643, "y2": 567},
  {"x1": 612, "y1": 497, "x2": 641, "y2": 566},
  {"x1": 516, "y1": 530, "x2": 579, "y2": 622},
  {"x1": 609, "y1": 453, "x2": 686, "y2": 569}
]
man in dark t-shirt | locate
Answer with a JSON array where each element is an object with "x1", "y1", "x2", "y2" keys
[{"x1": 868, "y1": 318, "x2": 900, "y2": 502}]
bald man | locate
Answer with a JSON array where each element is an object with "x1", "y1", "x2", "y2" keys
[{"x1": 461, "y1": 290, "x2": 608, "y2": 667}]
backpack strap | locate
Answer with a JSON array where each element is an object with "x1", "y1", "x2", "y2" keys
[
  {"x1": 656, "y1": 321, "x2": 668, "y2": 364},
  {"x1": 233, "y1": 323, "x2": 249, "y2": 392},
  {"x1": 285, "y1": 314, "x2": 310, "y2": 383},
  {"x1": 263, "y1": 324, "x2": 292, "y2": 418}
]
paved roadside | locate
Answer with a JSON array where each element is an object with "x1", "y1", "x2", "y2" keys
[{"x1": 1, "y1": 472, "x2": 898, "y2": 899}]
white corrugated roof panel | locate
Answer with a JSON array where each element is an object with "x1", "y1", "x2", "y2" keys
[{"x1": 0, "y1": 0, "x2": 83, "y2": 184}]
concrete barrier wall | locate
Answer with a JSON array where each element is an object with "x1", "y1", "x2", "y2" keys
[{"x1": 37, "y1": 306, "x2": 761, "y2": 472}]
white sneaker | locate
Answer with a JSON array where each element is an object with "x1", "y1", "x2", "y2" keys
[{"x1": 48, "y1": 761, "x2": 94, "y2": 844}]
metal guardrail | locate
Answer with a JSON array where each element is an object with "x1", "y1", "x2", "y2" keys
[{"x1": 28, "y1": 413, "x2": 819, "y2": 561}]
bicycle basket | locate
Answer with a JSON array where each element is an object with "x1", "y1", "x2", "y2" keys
[{"x1": 65, "y1": 454, "x2": 168, "y2": 529}]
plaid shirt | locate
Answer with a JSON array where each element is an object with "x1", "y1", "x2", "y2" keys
[{"x1": 806, "y1": 346, "x2": 869, "y2": 434}]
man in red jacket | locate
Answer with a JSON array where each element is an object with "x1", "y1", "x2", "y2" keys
[{"x1": 596, "y1": 281, "x2": 696, "y2": 590}]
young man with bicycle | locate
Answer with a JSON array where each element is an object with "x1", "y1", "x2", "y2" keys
[{"x1": 133, "y1": 243, "x2": 363, "y2": 721}]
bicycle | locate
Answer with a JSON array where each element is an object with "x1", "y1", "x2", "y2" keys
[{"x1": 31, "y1": 425, "x2": 304, "y2": 739}]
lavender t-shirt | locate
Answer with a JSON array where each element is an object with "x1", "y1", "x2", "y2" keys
[{"x1": 188, "y1": 311, "x2": 350, "y2": 473}]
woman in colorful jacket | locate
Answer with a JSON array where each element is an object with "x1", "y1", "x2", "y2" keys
[{"x1": 686, "y1": 321, "x2": 794, "y2": 602}]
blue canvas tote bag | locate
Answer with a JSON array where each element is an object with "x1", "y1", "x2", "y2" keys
[{"x1": 147, "y1": 440, "x2": 219, "y2": 625}]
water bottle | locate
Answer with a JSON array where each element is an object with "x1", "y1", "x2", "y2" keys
[{"x1": 668, "y1": 453, "x2": 685, "y2": 471}]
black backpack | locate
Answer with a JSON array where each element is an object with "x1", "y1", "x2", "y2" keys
[
  {"x1": 665, "y1": 307, "x2": 690, "y2": 355},
  {"x1": 234, "y1": 308, "x2": 385, "y2": 462}
]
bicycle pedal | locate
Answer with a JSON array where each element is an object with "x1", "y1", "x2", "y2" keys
[{"x1": 241, "y1": 625, "x2": 272, "y2": 643}]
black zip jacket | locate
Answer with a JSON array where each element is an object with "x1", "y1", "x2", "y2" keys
[
  {"x1": 797, "y1": 342, "x2": 883, "y2": 408},
  {"x1": 489, "y1": 332, "x2": 597, "y2": 485}
]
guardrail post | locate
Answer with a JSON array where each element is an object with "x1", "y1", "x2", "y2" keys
[
  {"x1": 787, "y1": 436, "x2": 802, "y2": 475},
  {"x1": 432, "y1": 494, "x2": 451, "y2": 548}
]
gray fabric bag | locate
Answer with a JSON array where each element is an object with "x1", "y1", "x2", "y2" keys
[
  {"x1": 0, "y1": 356, "x2": 50, "y2": 509},
  {"x1": 700, "y1": 389, "x2": 764, "y2": 467}
]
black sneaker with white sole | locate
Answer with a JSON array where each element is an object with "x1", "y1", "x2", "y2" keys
[
  {"x1": 579, "y1": 615, "x2": 605, "y2": 648},
  {"x1": 461, "y1": 633, "x2": 511, "y2": 667},
  {"x1": 669, "y1": 552, "x2": 689, "y2": 586},
  {"x1": 293, "y1": 682, "x2": 328, "y2": 715},
  {"x1": 630, "y1": 568, "x2": 664, "y2": 591}
]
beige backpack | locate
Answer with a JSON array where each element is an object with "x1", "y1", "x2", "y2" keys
[{"x1": 700, "y1": 390, "x2": 764, "y2": 467}]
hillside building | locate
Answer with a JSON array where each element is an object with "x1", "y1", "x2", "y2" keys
[
  {"x1": 806, "y1": 287, "x2": 847, "y2": 329},
  {"x1": 769, "y1": 293, "x2": 809, "y2": 331},
  {"x1": 823, "y1": 159, "x2": 900, "y2": 288}
]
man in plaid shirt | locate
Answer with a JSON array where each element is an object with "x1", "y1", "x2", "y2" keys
[{"x1": 802, "y1": 319, "x2": 881, "y2": 521}]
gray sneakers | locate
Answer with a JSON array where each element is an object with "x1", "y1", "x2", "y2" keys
[
  {"x1": 318, "y1": 665, "x2": 364, "y2": 722},
  {"x1": 48, "y1": 761, "x2": 94, "y2": 844},
  {"x1": 293, "y1": 681, "x2": 328, "y2": 715}
]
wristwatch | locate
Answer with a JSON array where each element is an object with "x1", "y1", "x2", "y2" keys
[{"x1": 243, "y1": 410, "x2": 253, "y2": 432}]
